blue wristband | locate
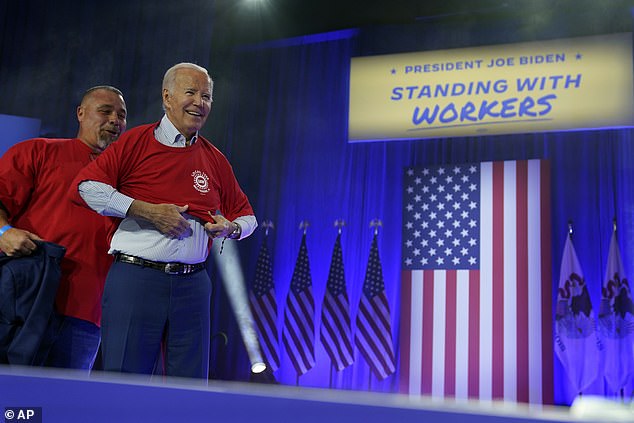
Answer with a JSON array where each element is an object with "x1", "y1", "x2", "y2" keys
[{"x1": 0, "y1": 224, "x2": 12, "y2": 236}]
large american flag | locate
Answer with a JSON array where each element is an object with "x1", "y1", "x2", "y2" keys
[
  {"x1": 283, "y1": 233, "x2": 316, "y2": 375},
  {"x1": 320, "y1": 233, "x2": 354, "y2": 371},
  {"x1": 399, "y1": 160, "x2": 553, "y2": 404},
  {"x1": 249, "y1": 238, "x2": 280, "y2": 371},
  {"x1": 355, "y1": 233, "x2": 396, "y2": 380}
]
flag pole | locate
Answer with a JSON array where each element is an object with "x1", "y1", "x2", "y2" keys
[
  {"x1": 299, "y1": 219, "x2": 310, "y2": 387},
  {"x1": 334, "y1": 219, "x2": 345, "y2": 235},
  {"x1": 370, "y1": 218, "x2": 382, "y2": 237},
  {"x1": 299, "y1": 219, "x2": 307, "y2": 383},
  {"x1": 568, "y1": 216, "x2": 575, "y2": 376},
  {"x1": 328, "y1": 219, "x2": 346, "y2": 389},
  {"x1": 331, "y1": 218, "x2": 346, "y2": 390},
  {"x1": 262, "y1": 220, "x2": 274, "y2": 237},
  {"x1": 299, "y1": 220, "x2": 310, "y2": 235},
  {"x1": 368, "y1": 218, "x2": 382, "y2": 391},
  {"x1": 329, "y1": 363, "x2": 334, "y2": 389}
]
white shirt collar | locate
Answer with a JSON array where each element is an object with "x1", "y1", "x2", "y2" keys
[{"x1": 154, "y1": 115, "x2": 198, "y2": 147}]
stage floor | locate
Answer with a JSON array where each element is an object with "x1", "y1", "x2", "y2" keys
[{"x1": 0, "y1": 366, "x2": 626, "y2": 423}]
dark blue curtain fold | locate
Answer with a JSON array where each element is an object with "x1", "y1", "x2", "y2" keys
[{"x1": 0, "y1": 0, "x2": 215, "y2": 135}]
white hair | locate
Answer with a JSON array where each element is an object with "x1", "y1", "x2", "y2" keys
[{"x1": 162, "y1": 62, "x2": 213, "y2": 93}]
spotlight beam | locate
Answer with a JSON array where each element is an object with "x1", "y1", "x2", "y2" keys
[{"x1": 212, "y1": 238, "x2": 266, "y2": 374}]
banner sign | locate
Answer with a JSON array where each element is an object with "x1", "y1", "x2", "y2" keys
[{"x1": 348, "y1": 33, "x2": 634, "y2": 142}]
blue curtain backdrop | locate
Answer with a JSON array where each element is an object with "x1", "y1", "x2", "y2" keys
[
  {"x1": 212, "y1": 21, "x2": 634, "y2": 405},
  {"x1": 0, "y1": 0, "x2": 215, "y2": 135}
]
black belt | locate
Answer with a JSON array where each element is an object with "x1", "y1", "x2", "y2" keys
[{"x1": 114, "y1": 253, "x2": 205, "y2": 275}]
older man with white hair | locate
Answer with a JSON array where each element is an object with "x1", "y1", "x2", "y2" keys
[{"x1": 71, "y1": 62, "x2": 257, "y2": 379}]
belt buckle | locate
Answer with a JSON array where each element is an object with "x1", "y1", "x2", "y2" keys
[{"x1": 164, "y1": 263, "x2": 180, "y2": 275}]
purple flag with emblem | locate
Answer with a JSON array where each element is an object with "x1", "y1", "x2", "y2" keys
[
  {"x1": 598, "y1": 228, "x2": 634, "y2": 394},
  {"x1": 554, "y1": 235, "x2": 601, "y2": 394}
]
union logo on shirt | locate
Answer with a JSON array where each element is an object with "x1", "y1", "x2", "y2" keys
[{"x1": 191, "y1": 170, "x2": 210, "y2": 193}]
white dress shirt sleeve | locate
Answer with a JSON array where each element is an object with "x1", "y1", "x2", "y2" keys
[
  {"x1": 234, "y1": 215, "x2": 258, "y2": 240},
  {"x1": 78, "y1": 180, "x2": 134, "y2": 218}
]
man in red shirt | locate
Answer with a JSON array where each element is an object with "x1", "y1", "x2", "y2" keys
[
  {"x1": 71, "y1": 63, "x2": 257, "y2": 379},
  {"x1": 0, "y1": 86, "x2": 127, "y2": 369}
]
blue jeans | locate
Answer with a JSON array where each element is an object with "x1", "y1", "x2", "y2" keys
[{"x1": 39, "y1": 313, "x2": 101, "y2": 370}]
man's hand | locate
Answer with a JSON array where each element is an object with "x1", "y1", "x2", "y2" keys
[
  {"x1": 204, "y1": 212, "x2": 237, "y2": 239},
  {"x1": 0, "y1": 227, "x2": 42, "y2": 257},
  {"x1": 127, "y1": 200, "x2": 192, "y2": 238}
]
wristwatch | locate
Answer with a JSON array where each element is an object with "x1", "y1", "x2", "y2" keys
[{"x1": 228, "y1": 222, "x2": 242, "y2": 239}]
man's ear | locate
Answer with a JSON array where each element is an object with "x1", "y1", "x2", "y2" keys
[
  {"x1": 76, "y1": 105, "x2": 84, "y2": 122},
  {"x1": 162, "y1": 89, "x2": 171, "y2": 109}
]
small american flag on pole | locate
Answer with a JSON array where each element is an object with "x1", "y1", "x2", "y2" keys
[
  {"x1": 320, "y1": 231, "x2": 354, "y2": 371},
  {"x1": 355, "y1": 227, "x2": 396, "y2": 380},
  {"x1": 283, "y1": 231, "x2": 316, "y2": 376},
  {"x1": 399, "y1": 160, "x2": 553, "y2": 404},
  {"x1": 249, "y1": 235, "x2": 280, "y2": 371}
]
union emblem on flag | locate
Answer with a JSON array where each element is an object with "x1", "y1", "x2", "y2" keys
[
  {"x1": 554, "y1": 234, "x2": 601, "y2": 395},
  {"x1": 597, "y1": 227, "x2": 634, "y2": 393}
]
